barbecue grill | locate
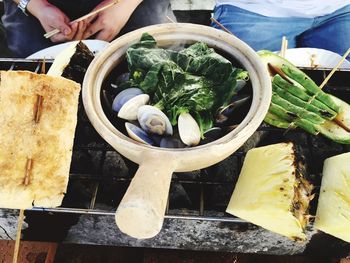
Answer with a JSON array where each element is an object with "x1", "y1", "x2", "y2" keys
[{"x1": 0, "y1": 58, "x2": 349, "y2": 258}]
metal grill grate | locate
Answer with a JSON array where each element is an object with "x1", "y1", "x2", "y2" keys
[{"x1": 1, "y1": 58, "x2": 350, "y2": 254}]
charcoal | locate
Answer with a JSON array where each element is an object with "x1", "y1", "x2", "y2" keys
[
  {"x1": 102, "y1": 151, "x2": 129, "y2": 178},
  {"x1": 239, "y1": 130, "x2": 268, "y2": 153},
  {"x1": 169, "y1": 181, "x2": 192, "y2": 208},
  {"x1": 174, "y1": 170, "x2": 201, "y2": 181},
  {"x1": 70, "y1": 151, "x2": 95, "y2": 174}
]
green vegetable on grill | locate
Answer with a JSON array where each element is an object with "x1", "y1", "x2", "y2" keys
[{"x1": 258, "y1": 50, "x2": 350, "y2": 144}]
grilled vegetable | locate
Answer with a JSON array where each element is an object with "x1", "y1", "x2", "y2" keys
[
  {"x1": 315, "y1": 152, "x2": 350, "y2": 243},
  {"x1": 273, "y1": 75, "x2": 337, "y2": 119},
  {"x1": 226, "y1": 142, "x2": 313, "y2": 241},
  {"x1": 258, "y1": 50, "x2": 350, "y2": 144},
  {"x1": 269, "y1": 103, "x2": 319, "y2": 135}
]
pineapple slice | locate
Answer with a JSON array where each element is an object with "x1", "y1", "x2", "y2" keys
[
  {"x1": 226, "y1": 142, "x2": 313, "y2": 240},
  {"x1": 314, "y1": 152, "x2": 350, "y2": 243}
]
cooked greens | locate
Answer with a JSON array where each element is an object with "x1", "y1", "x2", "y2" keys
[{"x1": 125, "y1": 33, "x2": 248, "y2": 135}]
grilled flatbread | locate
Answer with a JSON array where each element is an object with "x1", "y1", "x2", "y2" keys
[{"x1": 0, "y1": 70, "x2": 80, "y2": 209}]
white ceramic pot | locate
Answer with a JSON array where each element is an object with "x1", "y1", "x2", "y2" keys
[{"x1": 82, "y1": 23, "x2": 271, "y2": 239}]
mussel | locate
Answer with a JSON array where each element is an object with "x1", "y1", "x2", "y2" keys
[
  {"x1": 138, "y1": 105, "x2": 173, "y2": 136},
  {"x1": 112, "y1": 88, "x2": 149, "y2": 120},
  {"x1": 215, "y1": 94, "x2": 251, "y2": 125},
  {"x1": 160, "y1": 137, "x2": 186, "y2": 148},
  {"x1": 201, "y1": 127, "x2": 223, "y2": 144},
  {"x1": 125, "y1": 122, "x2": 154, "y2": 145},
  {"x1": 111, "y1": 73, "x2": 130, "y2": 89},
  {"x1": 178, "y1": 112, "x2": 201, "y2": 146},
  {"x1": 236, "y1": 79, "x2": 247, "y2": 92}
]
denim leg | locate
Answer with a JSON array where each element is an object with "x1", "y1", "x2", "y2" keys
[
  {"x1": 119, "y1": 0, "x2": 176, "y2": 36},
  {"x1": 212, "y1": 5, "x2": 312, "y2": 52},
  {"x1": 2, "y1": 0, "x2": 175, "y2": 58},
  {"x1": 2, "y1": 0, "x2": 52, "y2": 58},
  {"x1": 297, "y1": 4, "x2": 350, "y2": 57}
]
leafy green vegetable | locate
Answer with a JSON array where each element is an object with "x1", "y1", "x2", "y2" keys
[{"x1": 125, "y1": 33, "x2": 247, "y2": 134}]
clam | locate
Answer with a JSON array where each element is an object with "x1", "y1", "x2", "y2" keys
[
  {"x1": 138, "y1": 105, "x2": 173, "y2": 136},
  {"x1": 202, "y1": 127, "x2": 223, "y2": 143},
  {"x1": 236, "y1": 79, "x2": 247, "y2": 92},
  {"x1": 216, "y1": 94, "x2": 251, "y2": 124},
  {"x1": 178, "y1": 112, "x2": 201, "y2": 146},
  {"x1": 125, "y1": 122, "x2": 154, "y2": 145},
  {"x1": 112, "y1": 88, "x2": 149, "y2": 120},
  {"x1": 111, "y1": 73, "x2": 130, "y2": 89},
  {"x1": 112, "y1": 88, "x2": 143, "y2": 112},
  {"x1": 160, "y1": 137, "x2": 186, "y2": 148},
  {"x1": 116, "y1": 73, "x2": 130, "y2": 85}
]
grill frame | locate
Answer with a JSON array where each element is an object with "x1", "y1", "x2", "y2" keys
[{"x1": 0, "y1": 58, "x2": 349, "y2": 256}]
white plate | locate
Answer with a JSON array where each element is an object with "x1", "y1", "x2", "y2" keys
[
  {"x1": 277, "y1": 48, "x2": 350, "y2": 69},
  {"x1": 27, "y1": 40, "x2": 109, "y2": 59}
]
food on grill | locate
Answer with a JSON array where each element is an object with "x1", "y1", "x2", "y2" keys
[
  {"x1": 47, "y1": 41, "x2": 94, "y2": 83},
  {"x1": 226, "y1": 142, "x2": 313, "y2": 240},
  {"x1": 314, "y1": 152, "x2": 350, "y2": 243},
  {"x1": 259, "y1": 51, "x2": 350, "y2": 144},
  {"x1": 110, "y1": 33, "x2": 249, "y2": 147},
  {"x1": 0, "y1": 71, "x2": 80, "y2": 209}
]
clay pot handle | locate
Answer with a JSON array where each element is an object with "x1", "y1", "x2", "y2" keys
[{"x1": 115, "y1": 153, "x2": 176, "y2": 239}]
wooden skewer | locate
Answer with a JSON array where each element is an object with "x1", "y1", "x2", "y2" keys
[
  {"x1": 12, "y1": 209, "x2": 25, "y2": 263},
  {"x1": 41, "y1": 58, "x2": 46, "y2": 74},
  {"x1": 210, "y1": 17, "x2": 235, "y2": 36},
  {"x1": 23, "y1": 158, "x2": 33, "y2": 186},
  {"x1": 280, "y1": 36, "x2": 288, "y2": 58},
  {"x1": 44, "y1": 0, "x2": 119, "y2": 38},
  {"x1": 310, "y1": 54, "x2": 318, "y2": 69},
  {"x1": 166, "y1": 15, "x2": 176, "y2": 24},
  {"x1": 34, "y1": 95, "x2": 44, "y2": 123},
  {"x1": 319, "y1": 47, "x2": 350, "y2": 90},
  {"x1": 286, "y1": 48, "x2": 350, "y2": 133}
]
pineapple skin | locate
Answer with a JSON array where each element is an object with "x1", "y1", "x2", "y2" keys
[
  {"x1": 315, "y1": 152, "x2": 350, "y2": 243},
  {"x1": 226, "y1": 142, "x2": 306, "y2": 240}
]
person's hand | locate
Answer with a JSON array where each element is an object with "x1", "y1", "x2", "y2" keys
[
  {"x1": 27, "y1": 0, "x2": 87, "y2": 42},
  {"x1": 82, "y1": 0, "x2": 142, "y2": 41}
]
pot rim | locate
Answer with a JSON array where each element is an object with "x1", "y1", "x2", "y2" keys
[{"x1": 82, "y1": 23, "x2": 271, "y2": 167}]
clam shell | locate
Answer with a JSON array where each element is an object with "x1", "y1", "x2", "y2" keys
[
  {"x1": 178, "y1": 112, "x2": 201, "y2": 146},
  {"x1": 112, "y1": 88, "x2": 143, "y2": 112},
  {"x1": 125, "y1": 122, "x2": 154, "y2": 145},
  {"x1": 118, "y1": 94, "x2": 150, "y2": 120},
  {"x1": 138, "y1": 105, "x2": 173, "y2": 136},
  {"x1": 216, "y1": 94, "x2": 251, "y2": 124},
  {"x1": 160, "y1": 137, "x2": 186, "y2": 148},
  {"x1": 236, "y1": 79, "x2": 247, "y2": 92}
]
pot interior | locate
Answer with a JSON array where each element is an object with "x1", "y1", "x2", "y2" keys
[
  {"x1": 82, "y1": 24, "x2": 271, "y2": 170},
  {"x1": 100, "y1": 39, "x2": 253, "y2": 148}
]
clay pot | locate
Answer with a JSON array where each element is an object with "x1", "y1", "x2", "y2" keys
[{"x1": 82, "y1": 23, "x2": 271, "y2": 239}]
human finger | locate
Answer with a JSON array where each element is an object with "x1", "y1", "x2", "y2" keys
[
  {"x1": 94, "y1": 29, "x2": 115, "y2": 42},
  {"x1": 84, "y1": 13, "x2": 98, "y2": 25},
  {"x1": 51, "y1": 22, "x2": 78, "y2": 42},
  {"x1": 73, "y1": 21, "x2": 86, "y2": 40},
  {"x1": 82, "y1": 20, "x2": 103, "y2": 39}
]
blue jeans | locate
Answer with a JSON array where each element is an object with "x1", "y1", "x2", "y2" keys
[
  {"x1": 212, "y1": 4, "x2": 350, "y2": 57},
  {"x1": 2, "y1": 0, "x2": 176, "y2": 58}
]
